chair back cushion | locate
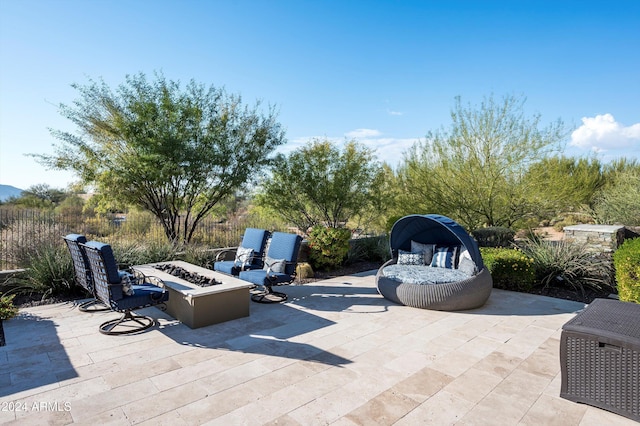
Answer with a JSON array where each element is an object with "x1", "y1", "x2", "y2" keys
[
  {"x1": 83, "y1": 241, "x2": 121, "y2": 284},
  {"x1": 241, "y1": 228, "x2": 270, "y2": 267},
  {"x1": 266, "y1": 232, "x2": 303, "y2": 275}
]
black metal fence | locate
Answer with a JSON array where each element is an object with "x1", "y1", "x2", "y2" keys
[{"x1": 0, "y1": 208, "x2": 289, "y2": 270}]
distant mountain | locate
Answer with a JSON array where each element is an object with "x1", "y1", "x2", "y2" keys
[{"x1": 0, "y1": 184, "x2": 23, "y2": 202}]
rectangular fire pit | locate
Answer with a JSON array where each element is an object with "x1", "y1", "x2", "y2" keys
[
  {"x1": 133, "y1": 261, "x2": 253, "y2": 329},
  {"x1": 560, "y1": 298, "x2": 640, "y2": 421}
]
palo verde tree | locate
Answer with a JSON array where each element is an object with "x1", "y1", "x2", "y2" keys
[
  {"x1": 34, "y1": 72, "x2": 285, "y2": 243},
  {"x1": 524, "y1": 156, "x2": 605, "y2": 219},
  {"x1": 397, "y1": 94, "x2": 566, "y2": 230},
  {"x1": 256, "y1": 138, "x2": 384, "y2": 233}
]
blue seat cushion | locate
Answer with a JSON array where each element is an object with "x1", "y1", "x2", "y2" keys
[
  {"x1": 239, "y1": 269, "x2": 292, "y2": 286},
  {"x1": 111, "y1": 285, "x2": 168, "y2": 311},
  {"x1": 214, "y1": 260, "x2": 263, "y2": 276},
  {"x1": 214, "y1": 260, "x2": 239, "y2": 275}
]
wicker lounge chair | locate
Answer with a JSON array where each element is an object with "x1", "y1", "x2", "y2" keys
[{"x1": 376, "y1": 214, "x2": 492, "y2": 310}]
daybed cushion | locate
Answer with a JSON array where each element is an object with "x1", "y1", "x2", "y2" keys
[{"x1": 382, "y1": 264, "x2": 471, "y2": 285}]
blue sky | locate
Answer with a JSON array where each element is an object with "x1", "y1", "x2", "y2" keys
[{"x1": 1, "y1": 0, "x2": 639, "y2": 190}]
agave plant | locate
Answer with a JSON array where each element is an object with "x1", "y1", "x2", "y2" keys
[
  {"x1": 14, "y1": 243, "x2": 75, "y2": 300},
  {"x1": 109, "y1": 240, "x2": 180, "y2": 268},
  {"x1": 519, "y1": 237, "x2": 614, "y2": 295}
]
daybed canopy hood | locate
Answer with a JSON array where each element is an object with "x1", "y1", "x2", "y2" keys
[{"x1": 390, "y1": 214, "x2": 484, "y2": 269}]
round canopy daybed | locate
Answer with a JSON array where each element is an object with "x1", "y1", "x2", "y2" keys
[{"x1": 376, "y1": 214, "x2": 492, "y2": 311}]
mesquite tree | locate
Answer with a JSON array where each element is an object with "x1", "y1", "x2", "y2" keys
[{"x1": 34, "y1": 72, "x2": 285, "y2": 243}]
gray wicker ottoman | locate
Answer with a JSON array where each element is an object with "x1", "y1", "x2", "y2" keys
[{"x1": 560, "y1": 298, "x2": 640, "y2": 421}]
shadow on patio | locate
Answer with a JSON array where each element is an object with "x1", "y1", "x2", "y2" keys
[{"x1": 1, "y1": 309, "x2": 78, "y2": 397}]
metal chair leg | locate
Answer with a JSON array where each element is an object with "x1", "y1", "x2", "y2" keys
[{"x1": 99, "y1": 311, "x2": 155, "y2": 335}]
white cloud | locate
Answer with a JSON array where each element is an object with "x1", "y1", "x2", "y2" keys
[
  {"x1": 570, "y1": 114, "x2": 640, "y2": 153},
  {"x1": 344, "y1": 128, "x2": 382, "y2": 138},
  {"x1": 387, "y1": 109, "x2": 404, "y2": 116},
  {"x1": 345, "y1": 129, "x2": 419, "y2": 166},
  {"x1": 361, "y1": 137, "x2": 421, "y2": 166}
]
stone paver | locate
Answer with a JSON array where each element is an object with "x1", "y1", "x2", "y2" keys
[{"x1": 0, "y1": 272, "x2": 636, "y2": 425}]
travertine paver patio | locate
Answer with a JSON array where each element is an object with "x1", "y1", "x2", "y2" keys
[{"x1": 0, "y1": 271, "x2": 635, "y2": 425}]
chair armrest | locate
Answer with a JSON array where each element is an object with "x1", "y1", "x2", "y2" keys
[
  {"x1": 215, "y1": 248, "x2": 237, "y2": 262},
  {"x1": 265, "y1": 261, "x2": 297, "y2": 280}
]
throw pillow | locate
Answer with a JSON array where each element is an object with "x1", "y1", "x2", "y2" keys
[
  {"x1": 457, "y1": 247, "x2": 478, "y2": 275},
  {"x1": 263, "y1": 256, "x2": 286, "y2": 273},
  {"x1": 234, "y1": 246, "x2": 254, "y2": 267},
  {"x1": 430, "y1": 246, "x2": 459, "y2": 269},
  {"x1": 458, "y1": 256, "x2": 477, "y2": 276},
  {"x1": 411, "y1": 240, "x2": 436, "y2": 265},
  {"x1": 121, "y1": 274, "x2": 135, "y2": 296},
  {"x1": 398, "y1": 249, "x2": 424, "y2": 266}
]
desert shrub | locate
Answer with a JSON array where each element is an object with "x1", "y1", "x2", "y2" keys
[
  {"x1": 519, "y1": 237, "x2": 614, "y2": 294},
  {"x1": 346, "y1": 235, "x2": 390, "y2": 265},
  {"x1": 308, "y1": 226, "x2": 352, "y2": 270},
  {"x1": 110, "y1": 240, "x2": 179, "y2": 268},
  {"x1": 179, "y1": 245, "x2": 221, "y2": 269},
  {"x1": 552, "y1": 213, "x2": 594, "y2": 232},
  {"x1": 472, "y1": 227, "x2": 515, "y2": 248},
  {"x1": 118, "y1": 210, "x2": 156, "y2": 237},
  {"x1": 0, "y1": 293, "x2": 19, "y2": 320},
  {"x1": 14, "y1": 242, "x2": 75, "y2": 299},
  {"x1": 79, "y1": 216, "x2": 116, "y2": 238},
  {"x1": 480, "y1": 247, "x2": 535, "y2": 291},
  {"x1": 613, "y1": 237, "x2": 640, "y2": 303},
  {"x1": 593, "y1": 170, "x2": 640, "y2": 226}
]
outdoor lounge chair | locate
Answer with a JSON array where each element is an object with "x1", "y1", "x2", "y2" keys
[
  {"x1": 213, "y1": 228, "x2": 270, "y2": 275},
  {"x1": 239, "y1": 231, "x2": 302, "y2": 303},
  {"x1": 376, "y1": 214, "x2": 492, "y2": 311},
  {"x1": 63, "y1": 234, "x2": 109, "y2": 312},
  {"x1": 81, "y1": 241, "x2": 169, "y2": 335}
]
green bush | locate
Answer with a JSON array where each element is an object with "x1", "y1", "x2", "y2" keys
[
  {"x1": 593, "y1": 171, "x2": 640, "y2": 226},
  {"x1": 473, "y1": 227, "x2": 515, "y2": 248},
  {"x1": 308, "y1": 226, "x2": 352, "y2": 270},
  {"x1": 0, "y1": 293, "x2": 19, "y2": 320},
  {"x1": 613, "y1": 237, "x2": 640, "y2": 303},
  {"x1": 346, "y1": 235, "x2": 390, "y2": 265},
  {"x1": 519, "y1": 238, "x2": 614, "y2": 294},
  {"x1": 481, "y1": 247, "x2": 536, "y2": 291},
  {"x1": 15, "y1": 243, "x2": 75, "y2": 299}
]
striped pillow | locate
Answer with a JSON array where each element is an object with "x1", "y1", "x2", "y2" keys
[{"x1": 430, "y1": 246, "x2": 459, "y2": 269}]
